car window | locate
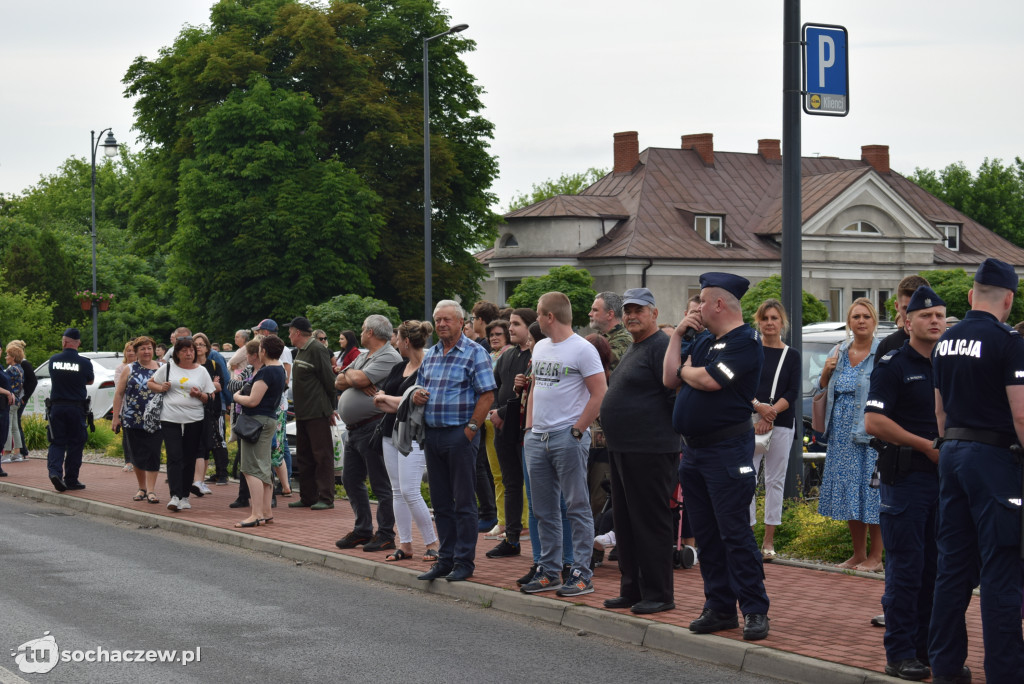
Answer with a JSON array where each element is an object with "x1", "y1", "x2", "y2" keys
[
  {"x1": 34, "y1": 361, "x2": 50, "y2": 379},
  {"x1": 802, "y1": 341, "x2": 838, "y2": 397},
  {"x1": 93, "y1": 358, "x2": 123, "y2": 371}
]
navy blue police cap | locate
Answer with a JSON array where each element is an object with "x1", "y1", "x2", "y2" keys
[
  {"x1": 699, "y1": 272, "x2": 750, "y2": 301},
  {"x1": 905, "y1": 285, "x2": 946, "y2": 314},
  {"x1": 62, "y1": 327, "x2": 81, "y2": 340},
  {"x1": 975, "y1": 258, "x2": 1019, "y2": 291}
]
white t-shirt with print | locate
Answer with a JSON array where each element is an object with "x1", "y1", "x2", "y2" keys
[
  {"x1": 530, "y1": 333, "x2": 604, "y2": 433},
  {"x1": 159, "y1": 361, "x2": 215, "y2": 424}
]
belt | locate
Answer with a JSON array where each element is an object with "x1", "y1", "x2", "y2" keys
[
  {"x1": 682, "y1": 419, "x2": 753, "y2": 449},
  {"x1": 51, "y1": 399, "x2": 87, "y2": 408},
  {"x1": 941, "y1": 428, "x2": 1020, "y2": 450},
  {"x1": 346, "y1": 414, "x2": 383, "y2": 431}
]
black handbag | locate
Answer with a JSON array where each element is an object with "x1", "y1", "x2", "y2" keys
[
  {"x1": 368, "y1": 420, "x2": 385, "y2": 452},
  {"x1": 234, "y1": 413, "x2": 264, "y2": 443}
]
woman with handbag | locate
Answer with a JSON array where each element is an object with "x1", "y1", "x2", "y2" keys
[
  {"x1": 815, "y1": 298, "x2": 883, "y2": 571},
  {"x1": 112, "y1": 336, "x2": 163, "y2": 504},
  {"x1": 748, "y1": 299, "x2": 801, "y2": 561},
  {"x1": 231, "y1": 335, "x2": 287, "y2": 528},
  {"x1": 148, "y1": 336, "x2": 216, "y2": 513}
]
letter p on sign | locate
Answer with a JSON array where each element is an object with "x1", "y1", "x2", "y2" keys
[{"x1": 803, "y1": 23, "x2": 848, "y2": 116}]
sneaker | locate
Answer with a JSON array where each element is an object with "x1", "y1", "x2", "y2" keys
[
  {"x1": 485, "y1": 539, "x2": 521, "y2": 558},
  {"x1": 198, "y1": 482, "x2": 213, "y2": 496},
  {"x1": 167, "y1": 496, "x2": 181, "y2": 512},
  {"x1": 190, "y1": 481, "x2": 205, "y2": 497},
  {"x1": 681, "y1": 545, "x2": 697, "y2": 569},
  {"x1": 216, "y1": 478, "x2": 229, "y2": 486},
  {"x1": 363, "y1": 535, "x2": 396, "y2": 553},
  {"x1": 594, "y1": 531, "x2": 616, "y2": 550},
  {"x1": 477, "y1": 517, "x2": 498, "y2": 533},
  {"x1": 0, "y1": 454, "x2": 11, "y2": 464},
  {"x1": 555, "y1": 569, "x2": 594, "y2": 597},
  {"x1": 561, "y1": 564, "x2": 573, "y2": 583},
  {"x1": 204, "y1": 475, "x2": 218, "y2": 483},
  {"x1": 10, "y1": 455, "x2": 26, "y2": 463},
  {"x1": 516, "y1": 564, "x2": 539, "y2": 586},
  {"x1": 178, "y1": 497, "x2": 191, "y2": 510},
  {"x1": 520, "y1": 573, "x2": 562, "y2": 594}
]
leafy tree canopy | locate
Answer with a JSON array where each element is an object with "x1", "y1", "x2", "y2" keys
[
  {"x1": 306, "y1": 293, "x2": 401, "y2": 336},
  {"x1": 740, "y1": 274, "x2": 829, "y2": 328},
  {"x1": 505, "y1": 265, "x2": 596, "y2": 328},
  {"x1": 0, "y1": 270, "x2": 66, "y2": 365},
  {"x1": 507, "y1": 167, "x2": 608, "y2": 213}
]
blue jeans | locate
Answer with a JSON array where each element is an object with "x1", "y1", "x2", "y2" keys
[
  {"x1": 523, "y1": 448, "x2": 573, "y2": 565},
  {"x1": 424, "y1": 426, "x2": 480, "y2": 571},
  {"x1": 524, "y1": 427, "x2": 593, "y2": 580}
]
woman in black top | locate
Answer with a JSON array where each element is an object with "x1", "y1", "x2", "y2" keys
[
  {"x1": 749, "y1": 299, "x2": 801, "y2": 560},
  {"x1": 372, "y1": 320, "x2": 440, "y2": 562},
  {"x1": 12, "y1": 340, "x2": 35, "y2": 460}
]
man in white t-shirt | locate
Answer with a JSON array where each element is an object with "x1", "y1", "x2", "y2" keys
[{"x1": 521, "y1": 292, "x2": 607, "y2": 597}]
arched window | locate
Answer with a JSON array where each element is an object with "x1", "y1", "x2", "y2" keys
[
  {"x1": 842, "y1": 221, "x2": 880, "y2": 234},
  {"x1": 499, "y1": 233, "x2": 519, "y2": 248}
]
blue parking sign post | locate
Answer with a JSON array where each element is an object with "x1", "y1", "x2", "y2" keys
[{"x1": 803, "y1": 24, "x2": 848, "y2": 116}]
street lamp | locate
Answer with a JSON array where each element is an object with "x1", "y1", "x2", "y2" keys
[
  {"x1": 423, "y1": 22, "x2": 469, "y2": 321},
  {"x1": 90, "y1": 129, "x2": 118, "y2": 352}
]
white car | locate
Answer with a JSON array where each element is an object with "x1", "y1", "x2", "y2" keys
[{"x1": 24, "y1": 352, "x2": 125, "y2": 421}]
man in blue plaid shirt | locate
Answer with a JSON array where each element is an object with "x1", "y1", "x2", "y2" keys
[{"x1": 414, "y1": 300, "x2": 496, "y2": 583}]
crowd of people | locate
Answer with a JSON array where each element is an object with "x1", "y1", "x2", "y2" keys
[{"x1": 8, "y1": 259, "x2": 1024, "y2": 682}]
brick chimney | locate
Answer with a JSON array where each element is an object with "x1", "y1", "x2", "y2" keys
[
  {"x1": 613, "y1": 131, "x2": 639, "y2": 174},
  {"x1": 758, "y1": 139, "x2": 781, "y2": 162},
  {"x1": 861, "y1": 145, "x2": 890, "y2": 174},
  {"x1": 681, "y1": 133, "x2": 714, "y2": 166}
]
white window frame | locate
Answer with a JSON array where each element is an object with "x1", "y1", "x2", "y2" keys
[
  {"x1": 695, "y1": 215, "x2": 723, "y2": 244},
  {"x1": 939, "y1": 224, "x2": 960, "y2": 251},
  {"x1": 842, "y1": 221, "x2": 880, "y2": 235}
]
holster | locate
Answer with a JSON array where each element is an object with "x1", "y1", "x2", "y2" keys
[{"x1": 871, "y1": 437, "x2": 909, "y2": 486}]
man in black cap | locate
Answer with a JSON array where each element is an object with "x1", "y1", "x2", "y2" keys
[
  {"x1": 663, "y1": 272, "x2": 770, "y2": 640},
  {"x1": 864, "y1": 286, "x2": 946, "y2": 681},
  {"x1": 928, "y1": 258, "x2": 1024, "y2": 684},
  {"x1": 600, "y1": 287, "x2": 679, "y2": 614},
  {"x1": 46, "y1": 328, "x2": 94, "y2": 492}
]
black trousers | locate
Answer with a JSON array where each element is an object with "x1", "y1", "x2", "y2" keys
[
  {"x1": 609, "y1": 450, "x2": 678, "y2": 604},
  {"x1": 494, "y1": 436, "x2": 525, "y2": 538},
  {"x1": 474, "y1": 423, "x2": 496, "y2": 521}
]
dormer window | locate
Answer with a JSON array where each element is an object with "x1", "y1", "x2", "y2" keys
[
  {"x1": 499, "y1": 233, "x2": 519, "y2": 248},
  {"x1": 842, "y1": 221, "x2": 880, "y2": 234},
  {"x1": 695, "y1": 215, "x2": 723, "y2": 244},
  {"x1": 938, "y1": 224, "x2": 960, "y2": 251}
]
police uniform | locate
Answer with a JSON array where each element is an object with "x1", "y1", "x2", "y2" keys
[
  {"x1": 864, "y1": 286, "x2": 943, "y2": 678},
  {"x1": 46, "y1": 329, "x2": 94, "y2": 491},
  {"x1": 928, "y1": 259, "x2": 1024, "y2": 683},
  {"x1": 673, "y1": 273, "x2": 769, "y2": 637}
]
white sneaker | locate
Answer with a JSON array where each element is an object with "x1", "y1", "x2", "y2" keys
[
  {"x1": 198, "y1": 482, "x2": 213, "y2": 495},
  {"x1": 594, "y1": 531, "x2": 617, "y2": 550},
  {"x1": 167, "y1": 496, "x2": 180, "y2": 512},
  {"x1": 178, "y1": 497, "x2": 191, "y2": 510}
]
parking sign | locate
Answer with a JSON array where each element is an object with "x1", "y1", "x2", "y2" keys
[{"x1": 803, "y1": 24, "x2": 848, "y2": 116}]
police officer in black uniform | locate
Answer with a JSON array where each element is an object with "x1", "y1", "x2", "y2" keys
[
  {"x1": 663, "y1": 272, "x2": 770, "y2": 641},
  {"x1": 864, "y1": 286, "x2": 945, "y2": 681},
  {"x1": 46, "y1": 328, "x2": 94, "y2": 492},
  {"x1": 929, "y1": 258, "x2": 1024, "y2": 684}
]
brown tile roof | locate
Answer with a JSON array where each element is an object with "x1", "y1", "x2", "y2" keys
[{"x1": 496, "y1": 143, "x2": 1024, "y2": 268}]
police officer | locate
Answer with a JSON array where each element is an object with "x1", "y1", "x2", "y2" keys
[
  {"x1": 864, "y1": 286, "x2": 945, "y2": 681},
  {"x1": 929, "y1": 258, "x2": 1024, "y2": 684},
  {"x1": 663, "y1": 272, "x2": 769, "y2": 641},
  {"x1": 46, "y1": 328, "x2": 94, "y2": 492}
]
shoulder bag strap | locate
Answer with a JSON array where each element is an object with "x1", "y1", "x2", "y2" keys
[{"x1": 768, "y1": 345, "x2": 788, "y2": 403}]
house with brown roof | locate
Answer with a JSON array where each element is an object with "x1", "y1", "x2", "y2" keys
[{"x1": 478, "y1": 131, "x2": 1024, "y2": 324}]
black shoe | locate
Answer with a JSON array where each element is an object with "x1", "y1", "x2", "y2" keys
[
  {"x1": 885, "y1": 658, "x2": 931, "y2": 681},
  {"x1": 288, "y1": 500, "x2": 311, "y2": 508},
  {"x1": 0, "y1": 467, "x2": 6, "y2": 477},
  {"x1": 932, "y1": 667, "x2": 971, "y2": 684},
  {"x1": 228, "y1": 499, "x2": 250, "y2": 509},
  {"x1": 216, "y1": 478, "x2": 229, "y2": 486},
  {"x1": 335, "y1": 532, "x2": 372, "y2": 550},
  {"x1": 477, "y1": 517, "x2": 498, "y2": 533},
  {"x1": 632, "y1": 600, "x2": 676, "y2": 615},
  {"x1": 742, "y1": 613, "x2": 770, "y2": 641},
  {"x1": 689, "y1": 608, "x2": 739, "y2": 634},
  {"x1": 871, "y1": 613, "x2": 886, "y2": 627},
  {"x1": 189, "y1": 483, "x2": 204, "y2": 497},
  {"x1": 271, "y1": 497, "x2": 277, "y2": 508},
  {"x1": 273, "y1": 484, "x2": 283, "y2": 495},
  {"x1": 516, "y1": 564, "x2": 539, "y2": 586},
  {"x1": 418, "y1": 563, "x2": 454, "y2": 581},
  {"x1": 204, "y1": 475, "x2": 218, "y2": 483},
  {"x1": 603, "y1": 596, "x2": 638, "y2": 609},
  {"x1": 561, "y1": 563, "x2": 573, "y2": 583},
  {"x1": 65, "y1": 481, "x2": 86, "y2": 490},
  {"x1": 363, "y1": 535, "x2": 396, "y2": 553},
  {"x1": 445, "y1": 565, "x2": 473, "y2": 582},
  {"x1": 50, "y1": 475, "x2": 67, "y2": 492},
  {"x1": 485, "y1": 540, "x2": 521, "y2": 558}
]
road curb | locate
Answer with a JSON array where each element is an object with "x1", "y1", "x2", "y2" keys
[{"x1": 2, "y1": 481, "x2": 886, "y2": 683}]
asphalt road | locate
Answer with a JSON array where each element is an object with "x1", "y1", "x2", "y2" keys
[{"x1": 0, "y1": 495, "x2": 780, "y2": 683}]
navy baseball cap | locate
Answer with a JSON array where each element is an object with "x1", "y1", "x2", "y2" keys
[
  {"x1": 622, "y1": 287, "x2": 656, "y2": 307},
  {"x1": 62, "y1": 328, "x2": 81, "y2": 340},
  {"x1": 699, "y1": 272, "x2": 750, "y2": 301},
  {"x1": 253, "y1": 319, "x2": 278, "y2": 333},
  {"x1": 974, "y1": 258, "x2": 1019, "y2": 291},
  {"x1": 905, "y1": 286, "x2": 946, "y2": 314}
]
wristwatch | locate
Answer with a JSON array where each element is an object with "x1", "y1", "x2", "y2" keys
[
  {"x1": 571, "y1": 427, "x2": 583, "y2": 440},
  {"x1": 467, "y1": 421, "x2": 479, "y2": 433}
]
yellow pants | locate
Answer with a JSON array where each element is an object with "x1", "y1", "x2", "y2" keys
[{"x1": 485, "y1": 418, "x2": 528, "y2": 529}]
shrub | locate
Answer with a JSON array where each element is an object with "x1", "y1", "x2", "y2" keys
[{"x1": 22, "y1": 414, "x2": 49, "y2": 450}]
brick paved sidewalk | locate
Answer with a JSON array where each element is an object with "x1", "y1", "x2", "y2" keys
[{"x1": 1, "y1": 456, "x2": 986, "y2": 681}]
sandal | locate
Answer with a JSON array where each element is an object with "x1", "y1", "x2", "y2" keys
[
  {"x1": 146, "y1": 492, "x2": 160, "y2": 504},
  {"x1": 761, "y1": 548, "x2": 777, "y2": 562},
  {"x1": 385, "y1": 549, "x2": 412, "y2": 562},
  {"x1": 421, "y1": 548, "x2": 439, "y2": 562},
  {"x1": 133, "y1": 489, "x2": 146, "y2": 502}
]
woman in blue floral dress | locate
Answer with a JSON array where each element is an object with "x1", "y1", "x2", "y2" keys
[
  {"x1": 816, "y1": 298, "x2": 883, "y2": 572},
  {"x1": 111, "y1": 336, "x2": 163, "y2": 503}
]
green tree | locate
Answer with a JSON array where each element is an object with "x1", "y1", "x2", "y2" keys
[
  {"x1": 507, "y1": 167, "x2": 609, "y2": 212},
  {"x1": 740, "y1": 274, "x2": 829, "y2": 327},
  {"x1": 124, "y1": 0, "x2": 500, "y2": 319},
  {"x1": 917, "y1": 268, "x2": 1024, "y2": 323},
  {"x1": 0, "y1": 270, "x2": 64, "y2": 365},
  {"x1": 306, "y1": 294, "x2": 400, "y2": 335},
  {"x1": 506, "y1": 266, "x2": 596, "y2": 328}
]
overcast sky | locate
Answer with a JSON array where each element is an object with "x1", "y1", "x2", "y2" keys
[{"x1": 3, "y1": 1, "x2": 1022, "y2": 213}]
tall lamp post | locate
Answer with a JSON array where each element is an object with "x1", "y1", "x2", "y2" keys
[
  {"x1": 423, "y1": 23, "x2": 468, "y2": 322},
  {"x1": 90, "y1": 129, "x2": 119, "y2": 352}
]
